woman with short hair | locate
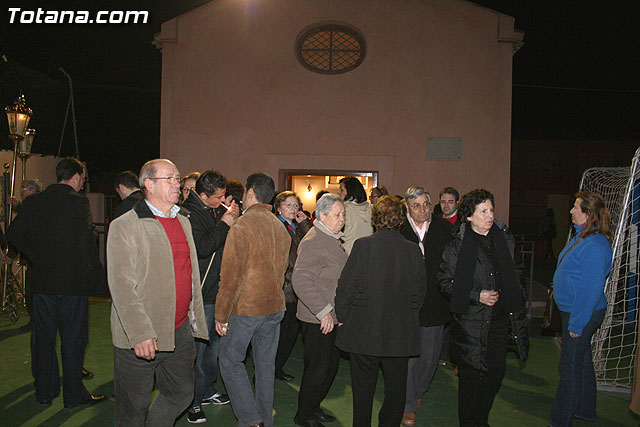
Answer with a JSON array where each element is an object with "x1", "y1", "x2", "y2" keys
[
  {"x1": 292, "y1": 193, "x2": 347, "y2": 427},
  {"x1": 549, "y1": 191, "x2": 613, "y2": 427},
  {"x1": 272, "y1": 191, "x2": 312, "y2": 382},
  {"x1": 437, "y1": 189, "x2": 529, "y2": 427},
  {"x1": 335, "y1": 195, "x2": 427, "y2": 427}
]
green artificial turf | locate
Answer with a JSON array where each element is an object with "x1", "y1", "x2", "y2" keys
[{"x1": 0, "y1": 300, "x2": 637, "y2": 426}]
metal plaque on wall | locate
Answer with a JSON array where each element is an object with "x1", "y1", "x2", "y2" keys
[{"x1": 427, "y1": 137, "x2": 462, "y2": 161}]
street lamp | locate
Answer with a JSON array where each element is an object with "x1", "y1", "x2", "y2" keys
[
  {"x1": 3, "y1": 94, "x2": 34, "y2": 314},
  {"x1": 5, "y1": 94, "x2": 32, "y2": 138},
  {"x1": 4, "y1": 93, "x2": 33, "y2": 226},
  {"x1": 18, "y1": 129, "x2": 35, "y2": 181}
]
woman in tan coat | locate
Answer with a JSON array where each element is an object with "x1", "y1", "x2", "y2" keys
[{"x1": 292, "y1": 193, "x2": 347, "y2": 427}]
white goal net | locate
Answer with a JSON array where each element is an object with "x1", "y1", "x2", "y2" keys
[{"x1": 579, "y1": 148, "x2": 640, "y2": 391}]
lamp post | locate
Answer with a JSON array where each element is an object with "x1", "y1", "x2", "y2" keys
[
  {"x1": 5, "y1": 94, "x2": 33, "y2": 227},
  {"x1": 18, "y1": 129, "x2": 35, "y2": 181},
  {"x1": 3, "y1": 94, "x2": 33, "y2": 313}
]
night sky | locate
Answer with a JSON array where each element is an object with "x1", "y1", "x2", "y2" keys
[{"x1": 1, "y1": 1, "x2": 638, "y2": 193}]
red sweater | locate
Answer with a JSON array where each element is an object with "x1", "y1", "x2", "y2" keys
[
  {"x1": 157, "y1": 217, "x2": 193, "y2": 329},
  {"x1": 443, "y1": 214, "x2": 458, "y2": 225}
]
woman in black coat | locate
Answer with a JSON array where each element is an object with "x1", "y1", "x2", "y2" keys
[
  {"x1": 273, "y1": 191, "x2": 312, "y2": 382},
  {"x1": 335, "y1": 195, "x2": 427, "y2": 427},
  {"x1": 437, "y1": 189, "x2": 528, "y2": 427}
]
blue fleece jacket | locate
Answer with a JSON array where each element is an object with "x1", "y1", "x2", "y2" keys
[{"x1": 553, "y1": 224, "x2": 612, "y2": 335}]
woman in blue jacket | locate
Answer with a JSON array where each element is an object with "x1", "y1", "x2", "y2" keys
[{"x1": 550, "y1": 191, "x2": 613, "y2": 427}]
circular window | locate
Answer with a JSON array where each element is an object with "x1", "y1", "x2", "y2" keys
[{"x1": 296, "y1": 24, "x2": 366, "y2": 74}]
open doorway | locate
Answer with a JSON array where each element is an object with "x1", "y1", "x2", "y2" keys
[{"x1": 279, "y1": 169, "x2": 378, "y2": 214}]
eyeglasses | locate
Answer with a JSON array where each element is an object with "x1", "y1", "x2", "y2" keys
[
  {"x1": 149, "y1": 176, "x2": 181, "y2": 184},
  {"x1": 282, "y1": 203, "x2": 299, "y2": 209},
  {"x1": 409, "y1": 202, "x2": 431, "y2": 210}
]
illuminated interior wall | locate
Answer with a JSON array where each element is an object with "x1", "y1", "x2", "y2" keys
[{"x1": 290, "y1": 175, "x2": 375, "y2": 213}]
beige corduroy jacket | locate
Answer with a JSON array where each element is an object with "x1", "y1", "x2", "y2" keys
[{"x1": 107, "y1": 201, "x2": 208, "y2": 351}]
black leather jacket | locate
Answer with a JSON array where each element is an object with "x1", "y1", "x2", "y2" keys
[{"x1": 437, "y1": 220, "x2": 529, "y2": 371}]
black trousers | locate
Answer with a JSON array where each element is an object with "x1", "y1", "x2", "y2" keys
[
  {"x1": 274, "y1": 302, "x2": 300, "y2": 376},
  {"x1": 296, "y1": 321, "x2": 340, "y2": 418},
  {"x1": 114, "y1": 321, "x2": 196, "y2": 426},
  {"x1": 31, "y1": 293, "x2": 88, "y2": 379},
  {"x1": 457, "y1": 315, "x2": 509, "y2": 427},
  {"x1": 350, "y1": 353, "x2": 408, "y2": 427},
  {"x1": 32, "y1": 294, "x2": 90, "y2": 405}
]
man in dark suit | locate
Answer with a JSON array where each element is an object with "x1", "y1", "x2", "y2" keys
[
  {"x1": 113, "y1": 170, "x2": 144, "y2": 219},
  {"x1": 400, "y1": 186, "x2": 453, "y2": 426},
  {"x1": 7, "y1": 158, "x2": 107, "y2": 408}
]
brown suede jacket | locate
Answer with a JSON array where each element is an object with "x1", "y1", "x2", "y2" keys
[
  {"x1": 215, "y1": 203, "x2": 291, "y2": 323},
  {"x1": 107, "y1": 201, "x2": 208, "y2": 351}
]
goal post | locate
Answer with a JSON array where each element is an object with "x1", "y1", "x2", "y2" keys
[{"x1": 579, "y1": 147, "x2": 640, "y2": 392}]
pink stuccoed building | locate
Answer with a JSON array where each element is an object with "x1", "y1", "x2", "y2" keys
[{"x1": 154, "y1": 0, "x2": 522, "y2": 220}]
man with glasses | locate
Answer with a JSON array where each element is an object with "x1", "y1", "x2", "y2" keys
[
  {"x1": 400, "y1": 186, "x2": 453, "y2": 426},
  {"x1": 107, "y1": 159, "x2": 208, "y2": 426}
]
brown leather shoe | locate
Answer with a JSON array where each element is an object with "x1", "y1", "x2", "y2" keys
[{"x1": 401, "y1": 412, "x2": 416, "y2": 426}]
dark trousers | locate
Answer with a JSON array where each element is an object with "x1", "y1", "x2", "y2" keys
[
  {"x1": 440, "y1": 321, "x2": 452, "y2": 362},
  {"x1": 550, "y1": 309, "x2": 605, "y2": 427},
  {"x1": 297, "y1": 321, "x2": 340, "y2": 419},
  {"x1": 275, "y1": 302, "x2": 300, "y2": 376},
  {"x1": 457, "y1": 316, "x2": 509, "y2": 427},
  {"x1": 32, "y1": 294, "x2": 90, "y2": 405},
  {"x1": 193, "y1": 303, "x2": 221, "y2": 407},
  {"x1": 350, "y1": 353, "x2": 409, "y2": 427},
  {"x1": 31, "y1": 294, "x2": 88, "y2": 379},
  {"x1": 405, "y1": 325, "x2": 443, "y2": 412},
  {"x1": 114, "y1": 322, "x2": 196, "y2": 426}
]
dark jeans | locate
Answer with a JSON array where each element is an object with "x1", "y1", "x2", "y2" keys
[
  {"x1": 193, "y1": 303, "x2": 221, "y2": 407},
  {"x1": 457, "y1": 315, "x2": 508, "y2": 427},
  {"x1": 296, "y1": 321, "x2": 340, "y2": 419},
  {"x1": 550, "y1": 309, "x2": 605, "y2": 427},
  {"x1": 114, "y1": 322, "x2": 196, "y2": 426},
  {"x1": 219, "y1": 312, "x2": 284, "y2": 427},
  {"x1": 350, "y1": 353, "x2": 408, "y2": 427},
  {"x1": 274, "y1": 302, "x2": 300, "y2": 376},
  {"x1": 32, "y1": 294, "x2": 90, "y2": 405},
  {"x1": 440, "y1": 321, "x2": 452, "y2": 362}
]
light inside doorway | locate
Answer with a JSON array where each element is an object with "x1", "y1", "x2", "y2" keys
[{"x1": 289, "y1": 173, "x2": 377, "y2": 214}]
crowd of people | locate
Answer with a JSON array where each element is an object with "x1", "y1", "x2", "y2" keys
[{"x1": 4, "y1": 157, "x2": 614, "y2": 427}]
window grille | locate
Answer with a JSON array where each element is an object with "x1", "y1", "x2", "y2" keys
[{"x1": 296, "y1": 24, "x2": 366, "y2": 74}]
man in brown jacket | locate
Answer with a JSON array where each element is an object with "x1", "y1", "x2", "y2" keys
[
  {"x1": 215, "y1": 172, "x2": 291, "y2": 427},
  {"x1": 107, "y1": 159, "x2": 208, "y2": 426}
]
